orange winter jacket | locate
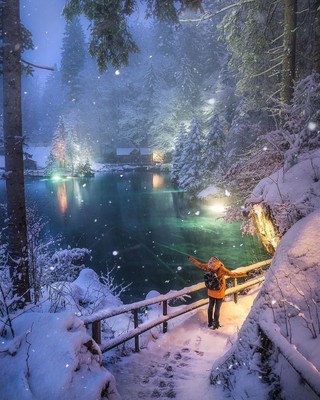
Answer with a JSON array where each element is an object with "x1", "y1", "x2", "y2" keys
[{"x1": 188, "y1": 256, "x2": 247, "y2": 299}]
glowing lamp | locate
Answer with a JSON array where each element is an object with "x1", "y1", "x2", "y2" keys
[{"x1": 209, "y1": 202, "x2": 226, "y2": 213}]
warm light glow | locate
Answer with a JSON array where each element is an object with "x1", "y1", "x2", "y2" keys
[
  {"x1": 252, "y1": 204, "x2": 280, "y2": 254},
  {"x1": 208, "y1": 203, "x2": 226, "y2": 213},
  {"x1": 57, "y1": 183, "x2": 68, "y2": 214},
  {"x1": 153, "y1": 173, "x2": 165, "y2": 189},
  {"x1": 153, "y1": 150, "x2": 164, "y2": 163},
  {"x1": 52, "y1": 175, "x2": 62, "y2": 181}
]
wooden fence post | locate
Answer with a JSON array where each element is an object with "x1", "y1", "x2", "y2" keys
[
  {"x1": 233, "y1": 278, "x2": 238, "y2": 303},
  {"x1": 92, "y1": 321, "x2": 101, "y2": 344},
  {"x1": 133, "y1": 309, "x2": 139, "y2": 352},
  {"x1": 163, "y1": 300, "x2": 168, "y2": 333}
]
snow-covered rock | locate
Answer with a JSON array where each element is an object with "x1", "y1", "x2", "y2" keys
[{"x1": 246, "y1": 148, "x2": 320, "y2": 235}]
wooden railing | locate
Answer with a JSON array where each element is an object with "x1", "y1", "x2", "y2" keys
[
  {"x1": 82, "y1": 259, "x2": 272, "y2": 353},
  {"x1": 259, "y1": 320, "x2": 320, "y2": 397}
]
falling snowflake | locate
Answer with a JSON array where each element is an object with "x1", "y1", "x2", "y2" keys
[
  {"x1": 112, "y1": 251, "x2": 118, "y2": 256},
  {"x1": 308, "y1": 121, "x2": 317, "y2": 131}
]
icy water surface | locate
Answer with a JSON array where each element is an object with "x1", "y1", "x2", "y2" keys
[{"x1": 0, "y1": 171, "x2": 267, "y2": 302}]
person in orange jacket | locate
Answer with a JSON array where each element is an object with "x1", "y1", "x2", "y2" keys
[{"x1": 188, "y1": 255, "x2": 247, "y2": 329}]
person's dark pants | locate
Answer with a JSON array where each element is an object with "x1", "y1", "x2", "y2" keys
[{"x1": 208, "y1": 296, "x2": 223, "y2": 327}]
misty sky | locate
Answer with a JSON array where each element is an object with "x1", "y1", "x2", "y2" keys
[{"x1": 21, "y1": 0, "x2": 66, "y2": 84}]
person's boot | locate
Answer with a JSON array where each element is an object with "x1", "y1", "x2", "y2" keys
[
  {"x1": 213, "y1": 320, "x2": 221, "y2": 330},
  {"x1": 208, "y1": 319, "x2": 213, "y2": 328}
]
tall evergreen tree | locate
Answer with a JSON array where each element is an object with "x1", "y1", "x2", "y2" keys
[
  {"x1": 178, "y1": 117, "x2": 206, "y2": 193},
  {"x1": 45, "y1": 117, "x2": 68, "y2": 176},
  {"x1": 60, "y1": 16, "x2": 86, "y2": 102},
  {"x1": 171, "y1": 123, "x2": 188, "y2": 181},
  {"x1": 144, "y1": 62, "x2": 158, "y2": 99},
  {"x1": 204, "y1": 111, "x2": 227, "y2": 180}
]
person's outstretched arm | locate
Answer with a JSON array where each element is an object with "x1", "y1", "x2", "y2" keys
[
  {"x1": 221, "y1": 265, "x2": 247, "y2": 278},
  {"x1": 188, "y1": 256, "x2": 209, "y2": 272}
]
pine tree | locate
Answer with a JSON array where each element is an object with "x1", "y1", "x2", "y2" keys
[
  {"x1": 178, "y1": 117, "x2": 206, "y2": 193},
  {"x1": 60, "y1": 17, "x2": 86, "y2": 102},
  {"x1": 171, "y1": 123, "x2": 188, "y2": 181},
  {"x1": 204, "y1": 112, "x2": 227, "y2": 182},
  {"x1": 176, "y1": 56, "x2": 197, "y2": 99},
  {"x1": 45, "y1": 117, "x2": 68, "y2": 176},
  {"x1": 144, "y1": 62, "x2": 158, "y2": 99}
]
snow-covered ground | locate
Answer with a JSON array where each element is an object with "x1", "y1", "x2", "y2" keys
[{"x1": 105, "y1": 288, "x2": 269, "y2": 400}]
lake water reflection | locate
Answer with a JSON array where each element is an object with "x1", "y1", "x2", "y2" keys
[{"x1": 0, "y1": 171, "x2": 267, "y2": 302}]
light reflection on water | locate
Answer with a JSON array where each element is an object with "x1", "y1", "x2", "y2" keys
[{"x1": 0, "y1": 172, "x2": 267, "y2": 302}]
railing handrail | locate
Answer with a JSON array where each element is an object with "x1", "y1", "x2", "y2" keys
[
  {"x1": 82, "y1": 258, "x2": 272, "y2": 352},
  {"x1": 100, "y1": 276, "x2": 266, "y2": 352},
  {"x1": 82, "y1": 258, "x2": 272, "y2": 325},
  {"x1": 259, "y1": 320, "x2": 320, "y2": 397}
]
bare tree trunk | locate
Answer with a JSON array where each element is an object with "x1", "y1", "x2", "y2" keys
[
  {"x1": 3, "y1": 0, "x2": 31, "y2": 305},
  {"x1": 281, "y1": 0, "x2": 297, "y2": 104},
  {"x1": 312, "y1": 0, "x2": 320, "y2": 73}
]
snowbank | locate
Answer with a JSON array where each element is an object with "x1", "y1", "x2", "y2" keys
[
  {"x1": 0, "y1": 269, "x2": 127, "y2": 400},
  {"x1": 197, "y1": 184, "x2": 223, "y2": 199},
  {"x1": 246, "y1": 148, "x2": 320, "y2": 235},
  {"x1": 211, "y1": 209, "x2": 320, "y2": 399},
  {"x1": 0, "y1": 311, "x2": 120, "y2": 400}
]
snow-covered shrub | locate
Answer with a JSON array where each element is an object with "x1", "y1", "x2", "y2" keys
[
  {"x1": 48, "y1": 268, "x2": 125, "y2": 315},
  {"x1": 26, "y1": 208, "x2": 90, "y2": 303}
]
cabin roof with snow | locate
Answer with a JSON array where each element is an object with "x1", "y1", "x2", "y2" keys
[{"x1": 116, "y1": 147, "x2": 152, "y2": 156}]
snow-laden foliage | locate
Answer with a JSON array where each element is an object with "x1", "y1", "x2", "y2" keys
[
  {"x1": 45, "y1": 116, "x2": 93, "y2": 176},
  {"x1": 177, "y1": 117, "x2": 206, "y2": 193},
  {"x1": 0, "y1": 206, "x2": 90, "y2": 313},
  {"x1": 223, "y1": 74, "x2": 320, "y2": 224},
  {"x1": 203, "y1": 110, "x2": 227, "y2": 183},
  {"x1": 283, "y1": 73, "x2": 320, "y2": 169},
  {"x1": 171, "y1": 123, "x2": 188, "y2": 181},
  {"x1": 224, "y1": 100, "x2": 274, "y2": 165}
]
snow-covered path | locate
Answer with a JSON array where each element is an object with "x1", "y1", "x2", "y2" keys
[{"x1": 105, "y1": 290, "x2": 261, "y2": 400}]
